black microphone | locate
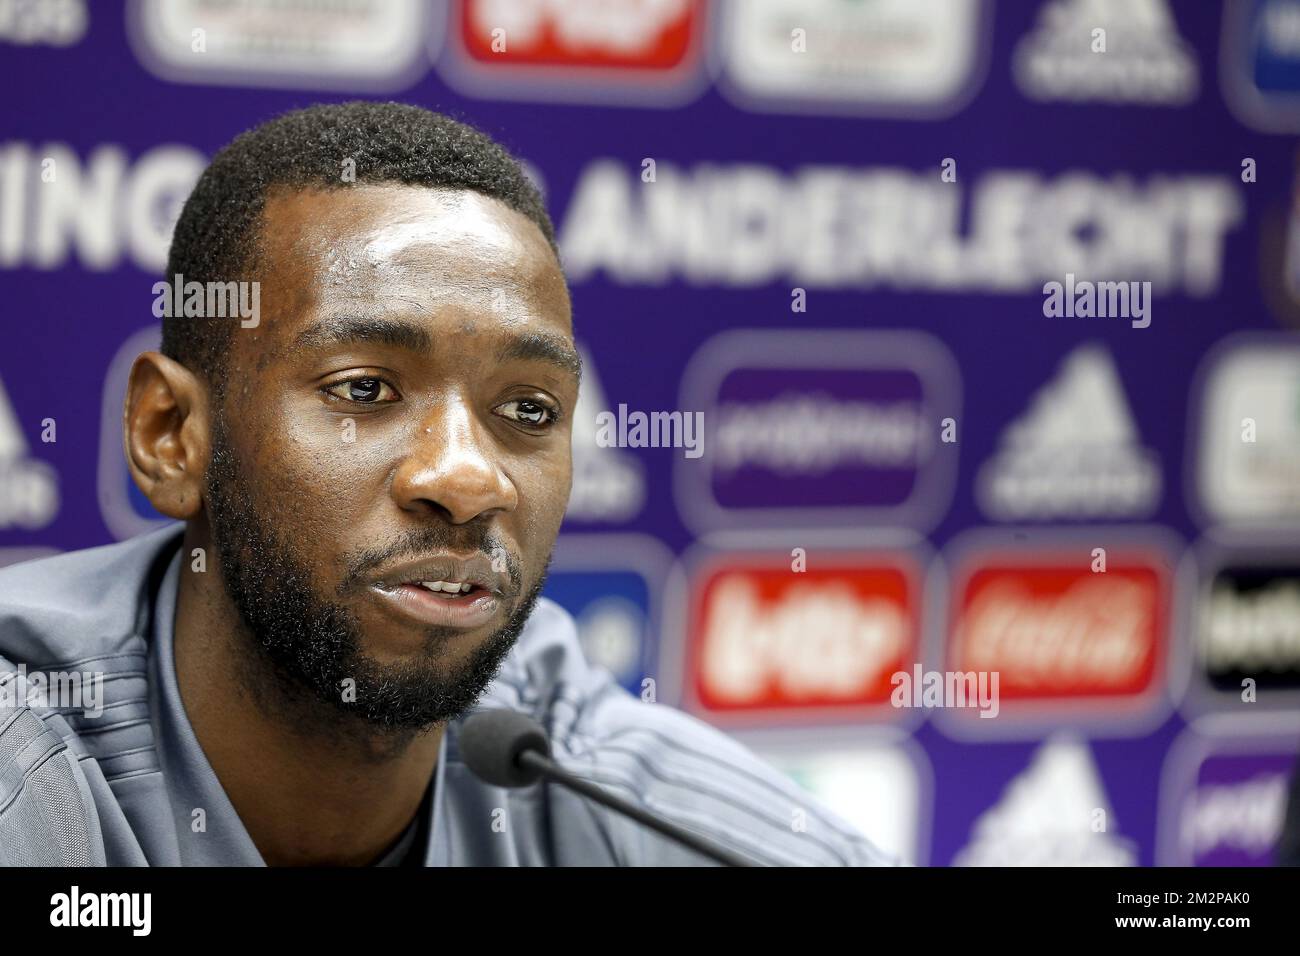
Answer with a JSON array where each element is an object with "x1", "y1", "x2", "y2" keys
[{"x1": 459, "y1": 709, "x2": 758, "y2": 867}]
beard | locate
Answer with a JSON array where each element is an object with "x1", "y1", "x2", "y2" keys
[{"x1": 203, "y1": 407, "x2": 549, "y2": 750}]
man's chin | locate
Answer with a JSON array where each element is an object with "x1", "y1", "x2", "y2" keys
[
  {"x1": 282, "y1": 582, "x2": 543, "y2": 734},
  {"x1": 321, "y1": 623, "x2": 523, "y2": 733},
  {"x1": 356, "y1": 619, "x2": 505, "y2": 669}
]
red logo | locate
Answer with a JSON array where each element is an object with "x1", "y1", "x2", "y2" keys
[
  {"x1": 686, "y1": 553, "x2": 921, "y2": 719},
  {"x1": 948, "y1": 550, "x2": 1170, "y2": 704},
  {"x1": 459, "y1": 0, "x2": 702, "y2": 70}
]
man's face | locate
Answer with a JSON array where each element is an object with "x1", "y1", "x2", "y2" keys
[{"x1": 202, "y1": 184, "x2": 577, "y2": 733}]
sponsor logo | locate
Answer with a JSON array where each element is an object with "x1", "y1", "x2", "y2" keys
[
  {"x1": 442, "y1": 0, "x2": 707, "y2": 104},
  {"x1": 1194, "y1": 340, "x2": 1300, "y2": 527},
  {"x1": 675, "y1": 330, "x2": 960, "y2": 532},
  {"x1": 1190, "y1": 550, "x2": 1300, "y2": 710},
  {"x1": 0, "y1": 374, "x2": 58, "y2": 531},
  {"x1": 567, "y1": 344, "x2": 645, "y2": 524},
  {"x1": 978, "y1": 345, "x2": 1161, "y2": 521},
  {"x1": 1180, "y1": 763, "x2": 1290, "y2": 867},
  {"x1": 946, "y1": 546, "x2": 1170, "y2": 707},
  {"x1": 1202, "y1": 567, "x2": 1300, "y2": 686},
  {"x1": 1160, "y1": 733, "x2": 1296, "y2": 866},
  {"x1": 684, "y1": 551, "x2": 922, "y2": 722},
  {"x1": 127, "y1": 0, "x2": 431, "y2": 91},
  {"x1": 545, "y1": 534, "x2": 671, "y2": 695},
  {"x1": 571, "y1": 593, "x2": 649, "y2": 693},
  {"x1": 1221, "y1": 0, "x2": 1300, "y2": 132},
  {"x1": 754, "y1": 742, "x2": 927, "y2": 865},
  {"x1": 1013, "y1": 0, "x2": 1198, "y2": 105},
  {"x1": 0, "y1": 0, "x2": 87, "y2": 46},
  {"x1": 717, "y1": 0, "x2": 990, "y2": 117},
  {"x1": 954, "y1": 735, "x2": 1138, "y2": 865}
]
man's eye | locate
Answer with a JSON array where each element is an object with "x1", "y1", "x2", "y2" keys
[
  {"x1": 498, "y1": 399, "x2": 557, "y2": 428},
  {"x1": 324, "y1": 378, "x2": 398, "y2": 404}
]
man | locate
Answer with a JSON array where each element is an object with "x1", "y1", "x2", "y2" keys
[{"x1": 0, "y1": 102, "x2": 894, "y2": 867}]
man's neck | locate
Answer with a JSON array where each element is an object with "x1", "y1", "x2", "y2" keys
[{"x1": 171, "y1": 529, "x2": 442, "y2": 867}]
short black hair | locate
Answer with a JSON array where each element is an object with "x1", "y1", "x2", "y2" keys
[{"x1": 161, "y1": 100, "x2": 558, "y2": 388}]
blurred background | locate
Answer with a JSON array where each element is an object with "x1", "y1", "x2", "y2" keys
[{"x1": 2, "y1": 0, "x2": 1299, "y2": 866}]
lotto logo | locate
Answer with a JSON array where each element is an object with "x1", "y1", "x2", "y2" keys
[
  {"x1": 460, "y1": 0, "x2": 701, "y2": 69},
  {"x1": 685, "y1": 553, "x2": 921, "y2": 719}
]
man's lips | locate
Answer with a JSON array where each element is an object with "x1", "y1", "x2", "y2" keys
[
  {"x1": 366, "y1": 552, "x2": 511, "y2": 630},
  {"x1": 370, "y1": 582, "x2": 503, "y2": 629}
]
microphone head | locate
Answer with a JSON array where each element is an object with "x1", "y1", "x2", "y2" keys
[{"x1": 459, "y1": 709, "x2": 552, "y2": 788}]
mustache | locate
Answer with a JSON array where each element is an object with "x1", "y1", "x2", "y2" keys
[{"x1": 336, "y1": 525, "x2": 523, "y2": 596}]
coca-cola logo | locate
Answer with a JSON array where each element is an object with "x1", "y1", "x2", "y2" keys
[
  {"x1": 687, "y1": 556, "x2": 920, "y2": 716},
  {"x1": 949, "y1": 557, "x2": 1167, "y2": 701}
]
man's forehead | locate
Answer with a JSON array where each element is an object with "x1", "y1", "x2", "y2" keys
[
  {"x1": 260, "y1": 183, "x2": 557, "y2": 277},
  {"x1": 250, "y1": 183, "x2": 568, "y2": 328}
]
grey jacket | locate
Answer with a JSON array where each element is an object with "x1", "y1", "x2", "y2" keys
[{"x1": 0, "y1": 524, "x2": 895, "y2": 866}]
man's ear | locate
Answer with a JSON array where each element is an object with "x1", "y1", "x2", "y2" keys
[{"x1": 123, "y1": 351, "x2": 211, "y2": 520}]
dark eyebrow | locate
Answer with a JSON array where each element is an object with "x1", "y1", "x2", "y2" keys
[
  {"x1": 289, "y1": 315, "x2": 582, "y2": 386},
  {"x1": 293, "y1": 316, "x2": 432, "y2": 355},
  {"x1": 496, "y1": 331, "x2": 583, "y2": 386}
]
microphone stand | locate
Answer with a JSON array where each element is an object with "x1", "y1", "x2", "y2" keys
[{"x1": 517, "y1": 749, "x2": 759, "y2": 867}]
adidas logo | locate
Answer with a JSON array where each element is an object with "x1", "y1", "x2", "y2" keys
[
  {"x1": 0, "y1": 374, "x2": 58, "y2": 530},
  {"x1": 1013, "y1": 0, "x2": 1198, "y2": 105},
  {"x1": 977, "y1": 344, "x2": 1161, "y2": 519},
  {"x1": 567, "y1": 344, "x2": 645, "y2": 523},
  {"x1": 954, "y1": 736, "x2": 1137, "y2": 866}
]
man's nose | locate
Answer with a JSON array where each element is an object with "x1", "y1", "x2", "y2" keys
[{"x1": 390, "y1": 399, "x2": 518, "y2": 524}]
